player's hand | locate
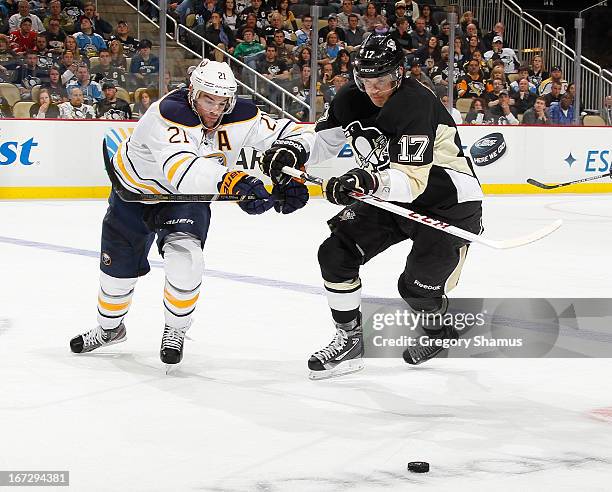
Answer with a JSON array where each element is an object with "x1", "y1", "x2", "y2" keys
[
  {"x1": 272, "y1": 180, "x2": 309, "y2": 214},
  {"x1": 218, "y1": 171, "x2": 273, "y2": 215},
  {"x1": 323, "y1": 168, "x2": 377, "y2": 206},
  {"x1": 260, "y1": 139, "x2": 308, "y2": 185}
]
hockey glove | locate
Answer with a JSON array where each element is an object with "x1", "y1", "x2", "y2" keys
[
  {"x1": 324, "y1": 168, "x2": 378, "y2": 206},
  {"x1": 272, "y1": 180, "x2": 309, "y2": 214},
  {"x1": 218, "y1": 171, "x2": 273, "y2": 215},
  {"x1": 260, "y1": 139, "x2": 308, "y2": 185}
]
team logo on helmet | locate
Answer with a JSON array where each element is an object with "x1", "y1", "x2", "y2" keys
[
  {"x1": 386, "y1": 39, "x2": 397, "y2": 50},
  {"x1": 344, "y1": 121, "x2": 390, "y2": 171}
]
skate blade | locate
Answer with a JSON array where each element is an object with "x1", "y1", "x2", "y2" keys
[
  {"x1": 309, "y1": 358, "x2": 364, "y2": 380},
  {"x1": 165, "y1": 363, "x2": 180, "y2": 375}
]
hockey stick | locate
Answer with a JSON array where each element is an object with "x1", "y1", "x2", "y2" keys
[
  {"x1": 283, "y1": 166, "x2": 563, "y2": 250},
  {"x1": 526, "y1": 172, "x2": 611, "y2": 190},
  {"x1": 102, "y1": 140, "x2": 259, "y2": 203}
]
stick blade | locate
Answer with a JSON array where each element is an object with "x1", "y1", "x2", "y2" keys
[
  {"x1": 481, "y1": 219, "x2": 563, "y2": 249},
  {"x1": 526, "y1": 178, "x2": 558, "y2": 190}
]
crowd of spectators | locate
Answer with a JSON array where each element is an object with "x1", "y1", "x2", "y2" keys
[{"x1": 0, "y1": 0, "x2": 609, "y2": 125}]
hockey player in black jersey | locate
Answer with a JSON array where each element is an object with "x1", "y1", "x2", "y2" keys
[{"x1": 262, "y1": 33, "x2": 484, "y2": 379}]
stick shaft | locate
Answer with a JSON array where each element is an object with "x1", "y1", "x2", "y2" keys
[{"x1": 527, "y1": 172, "x2": 611, "y2": 190}]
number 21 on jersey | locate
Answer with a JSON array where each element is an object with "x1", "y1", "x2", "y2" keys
[{"x1": 398, "y1": 135, "x2": 429, "y2": 163}]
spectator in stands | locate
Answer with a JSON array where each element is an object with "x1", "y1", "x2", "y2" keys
[
  {"x1": 41, "y1": 66, "x2": 67, "y2": 103},
  {"x1": 538, "y1": 65, "x2": 567, "y2": 95},
  {"x1": 43, "y1": 18, "x2": 67, "y2": 57},
  {"x1": 460, "y1": 11, "x2": 480, "y2": 37},
  {"x1": 457, "y1": 58, "x2": 491, "y2": 99},
  {"x1": 320, "y1": 61, "x2": 334, "y2": 86},
  {"x1": 529, "y1": 54, "x2": 548, "y2": 88},
  {"x1": 109, "y1": 37, "x2": 128, "y2": 69},
  {"x1": 290, "y1": 45, "x2": 310, "y2": 79},
  {"x1": 221, "y1": 0, "x2": 238, "y2": 32},
  {"x1": 0, "y1": 34, "x2": 19, "y2": 72},
  {"x1": 362, "y1": 2, "x2": 386, "y2": 33},
  {"x1": 489, "y1": 63, "x2": 509, "y2": 89},
  {"x1": 110, "y1": 20, "x2": 139, "y2": 55},
  {"x1": 130, "y1": 39, "x2": 159, "y2": 88},
  {"x1": 66, "y1": 63, "x2": 102, "y2": 103},
  {"x1": 202, "y1": 11, "x2": 235, "y2": 61},
  {"x1": 133, "y1": 88, "x2": 154, "y2": 118},
  {"x1": 58, "y1": 50, "x2": 78, "y2": 84},
  {"x1": 482, "y1": 21, "x2": 504, "y2": 51},
  {"x1": 438, "y1": 21, "x2": 451, "y2": 47},
  {"x1": 440, "y1": 93, "x2": 462, "y2": 125},
  {"x1": 323, "y1": 72, "x2": 349, "y2": 106},
  {"x1": 332, "y1": 48, "x2": 351, "y2": 78},
  {"x1": 511, "y1": 77, "x2": 536, "y2": 114},
  {"x1": 74, "y1": 16, "x2": 106, "y2": 58},
  {"x1": 9, "y1": 1, "x2": 44, "y2": 32},
  {"x1": 43, "y1": 0, "x2": 74, "y2": 34},
  {"x1": 543, "y1": 81, "x2": 562, "y2": 107},
  {"x1": 319, "y1": 14, "x2": 346, "y2": 45},
  {"x1": 337, "y1": 0, "x2": 361, "y2": 30},
  {"x1": 238, "y1": 0, "x2": 267, "y2": 30},
  {"x1": 410, "y1": 17, "x2": 430, "y2": 50},
  {"x1": 429, "y1": 45, "x2": 454, "y2": 91},
  {"x1": 234, "y1": 27, "x2": 264, "y2": 66},
  {"x1": 235, "y1": 12, "x2": 265, "y2": 44},
  {"x1": 9, "y1": 17, "x2": 37, "y2": 54},
  {"x1": 409, "y1": 58, "x2": 434, "y2": 91},
  {"x1": 419, "y1": 5, "x2": 438, "y2": 37},
  {"x1": 193, "y1": 0, "x2": 221, "y2": 27},
  {"x1": 318, "y1": 31, "x2": 345, "y2": 65},
  {"x1": 287, "y1": 63, "x2": 312, "y2": 121},
  {"x1": 484, "y1": 36, "x2": 518, "y2": 74},
  {"x1": 486, "y1": 88, "x2": 518, "y2": 125},
  {"x1": 462, "y1": 35, "x2": 485, "y2": 64},
  {"x1": 256, "y1": 43, "x2": 288, "y2": 109},
  {"x1": 485, "y1": 78, "x2": 506, "y2": 105},
  {"x1": 29, "y1": 87, "x2": 60, "y2": 117},
  {"x1": 95, "y1": 81, "x2": 131, "y2": 119},
  {"x1": 600, "y1": 95, "x2": 612, "y2": 126},
  {"x1": 390, "y1": 17, "x2": 413, "y2": 55},
  {"x1": 415, "y1": 35, "x2": 441, "y2": 66},
  {"x1": 521, "y1": 96, "x2": 550, "y2": 125},
  {"x1": 344, "y1": 13, "x2": 365, "y2": 52},
  {"x1": 64, "y1": 34, "x2": 89, "y2": 67},
  {"x1": 461, "y1": 23, "x2": 479, "y2": 50},
  {"x1": 59, "y1": 86, "x2": 95, "y2": 118},
  {"x1": 294, "y1": 14, "x2": 312, "y2": 47},
  {"x1": 92, "y1": 48, "x2": 127, "y2": 87},
  {"x1": 0, "y1": 94, "x2": 13, "y2": 117},
  {"x1": 548, "y1": 92, "x2": 574, "y2": 125},
  {"x1": 390, "y1": 0, "x2": 418, "y2": 29},
  {"x1": 276, "y1": 0, "x2": 297, "y2": 32},
  {"x1": 465, "y1": 97, "x2": 487, "y2": 124},
  {"x1": 79, "y1": 2, "x2": 112, "y2": 38},
  {"x1": 15, "y1": 49, "x2": 48, "y2": 98},
  {"x1": 269, "y1": 28, "x2": 294, "y2": 65},
  {"x1": 263, "y1": 13, "x2": 293, "y2": 45}
]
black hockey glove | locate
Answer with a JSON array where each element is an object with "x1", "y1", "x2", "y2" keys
[
  {"x1": 324, "y1": 168, "x2": 378, "y2": 206},
  {"x1": 272, "y1": 180, "x2": 309, "y2": 214},
  {"x1": 260, "y1": 139, "x2": 308, "y2": 186},
  {"x1": 218, "y1": 171, "x2": 273, "y2": 215}
]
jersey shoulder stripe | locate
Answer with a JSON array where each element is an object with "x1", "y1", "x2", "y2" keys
[
  {"x1": 221, "y1": 98, "x2": 258, "y2": 126},
  {"x1": 159, "y1": 89, "x2": 200, "y2": 128}
]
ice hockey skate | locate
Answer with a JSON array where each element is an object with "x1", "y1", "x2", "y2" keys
[
  {"x1": 402, "y1": 324, "x2": 458, "y2": 365},
  {"x1": 308, "y1": 317, "x2": 364, "y2": 380},
  {"x1": 70, "y1": 323, "x2": 127, "y2": 354},
  {"x1": 160, "y1": 324, "x2": 190, "y2": 373}
]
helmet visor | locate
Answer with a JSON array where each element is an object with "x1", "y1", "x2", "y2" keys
[{"x1": 354, "y1": 67, "x2": 401, "y2": 93}]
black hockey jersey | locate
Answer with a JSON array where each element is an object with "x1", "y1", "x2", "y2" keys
[{"x1": 310, "y1": 77, "x2": 483, "y2": 219}]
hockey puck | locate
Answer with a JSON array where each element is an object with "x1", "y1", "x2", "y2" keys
[{"x1": 407, "y1": 461, "x2": 429, "y2": 473}]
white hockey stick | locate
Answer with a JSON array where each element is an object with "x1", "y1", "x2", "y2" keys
[{"x1": 283, "y1": 166, "x2": 563, "y2": 250}]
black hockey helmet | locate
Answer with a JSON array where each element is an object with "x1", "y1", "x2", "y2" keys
[{"x1": 353, "y1": 33, "x2": 405, "y2": 91}]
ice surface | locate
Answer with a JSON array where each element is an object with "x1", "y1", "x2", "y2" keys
[{"x1": 1, "y1": 195, "x2": 612, "y2": 491}]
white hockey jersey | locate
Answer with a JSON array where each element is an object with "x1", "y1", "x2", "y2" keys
[{"x1": 109, "y1": 88, "x2": 314, "y2": 196}]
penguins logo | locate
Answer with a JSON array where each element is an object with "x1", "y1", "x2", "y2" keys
[{"x1": 344, "y1": 121, "x2": 390, "y2": 171}]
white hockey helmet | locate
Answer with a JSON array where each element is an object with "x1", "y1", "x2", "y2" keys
[{"x1": 189, "y1": 59, "x2": 237, "y2": 116}]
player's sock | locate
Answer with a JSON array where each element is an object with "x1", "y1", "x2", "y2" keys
[
  {"x1": 96, "y1": 272, "x2": 137, "y2": 330},
  {"x1": 70, "y1": 323, "x2": 127, "y2": 354}
]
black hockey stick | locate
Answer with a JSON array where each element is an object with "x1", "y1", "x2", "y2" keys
[
  {"x1": 283, "y1": 166, "x2": 562, "y2": 249},
  {"x1": 526, "y1": 172, "x2": 612, "y2": 190},
  {"x1": 102, "y1": 140, "x2": 259, "y2": 203}
]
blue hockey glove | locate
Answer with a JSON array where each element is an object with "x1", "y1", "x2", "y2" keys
[
  {"x1": 272, "y1": 180, "x2": 309, "y2": 214},
  {"x1": 260, "y1": 139, "x2": 308, "y2": 186},
  {"x1": 324, "y1": 168, "x2": 378, "y2": 206},
  {"x1": 218, "y1": 171, "x2": 273, "y2": 215}
]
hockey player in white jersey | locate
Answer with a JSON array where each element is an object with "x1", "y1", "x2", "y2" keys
[{"x1": 70, "y1": 60, "x2": 313, "y2": 367}]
